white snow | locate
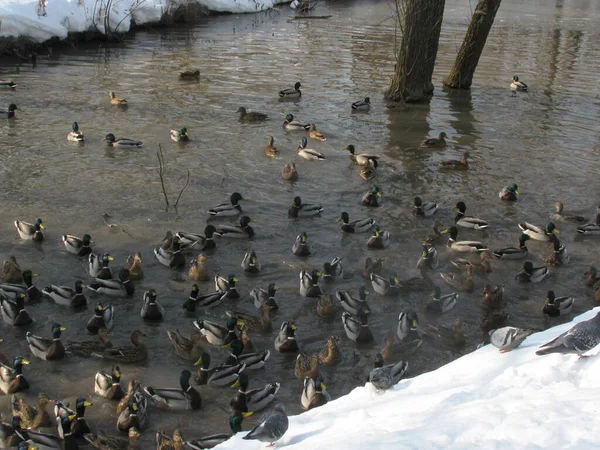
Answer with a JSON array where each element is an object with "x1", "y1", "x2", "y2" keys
[
  {"x1": 218, "y1": 307, "x2": 600, "y2": 449},
  {"x1": 0, "y1": 0, "x2": 288, "y2": 43}
]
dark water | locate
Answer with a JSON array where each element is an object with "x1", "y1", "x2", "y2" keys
[{"x1": 0, "y1": 0, "x2": 599, "y2": 445}]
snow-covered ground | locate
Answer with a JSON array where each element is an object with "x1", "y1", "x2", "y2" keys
[
  {"x1": 219, "y1": 307, "x2": 600, "y2": 449},
  {"x1": 0, "y1": 0, "x2": 288, "y2": 43}
]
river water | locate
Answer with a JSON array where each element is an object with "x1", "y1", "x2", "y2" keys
[{"x1": 0, "y1": 0, "x2": 599, "y2": 445}]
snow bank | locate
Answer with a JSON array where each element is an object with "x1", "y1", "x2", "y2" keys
[
  {"x1": 218, "y1": 307, "x2": 600, "y2": 449},
  {"x1": 0, "y1": 0, "x2": 287, "y2": 43}
]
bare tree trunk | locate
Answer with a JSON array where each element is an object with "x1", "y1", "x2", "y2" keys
[
  {"x1": 443, "y1": 0, "x2": 502, "y2": 89},
  {"x1": 385, "y1": 0, "x2": 446, "y2": 103}
]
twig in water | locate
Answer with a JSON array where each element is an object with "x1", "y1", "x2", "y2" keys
[
  {"x1": 157, "y1": 145, "x2": 169, "y2": 212},
  {"x1": 173, "y1": 169, "x2": 190, "y2": 212}
]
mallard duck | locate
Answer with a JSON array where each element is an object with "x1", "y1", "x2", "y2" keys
[
  {"x1": 166, "y1": 329, "x2": 203, "y2": 362},
  {"x1": 397, "y1": 312, "x2": 419, "y2": 342},
  {"x1": 417, "y1": 244, "x2": 438, "y2": 270},
  {"x1": 94, "y1": 330, "x2": 147, "y2": 364},
  {"x1": 322, "y1": 257, "x2": 343, "y2": 281},
  {"x1": 215, "y1": 216, "x2": 255, "y2": 238},
  {"x1": 144, "y1": 370, "x2": 201, "y2": 411},
  {"x1": 241, "y1": 251, "x2": 261, "y2": 274},
  {"x1": 14, "y1": 218, "x2": 45, "y2": 241},
  {"x1": 301, "y1": 376, "x2": 330, "y2": 410},
  {"x1": 0, "y1": 270, "x2": 40, "y2": 302},
  {"x1": 116, "y1": 379, "x2": 145, "y2": 415},
  {"x1": 223, "y1": 338, "x2": 269, "y2": 370},
  {"x1": 492, "y1": 234, "x2": 530, "y2": 259},
  {"x1": 481, "y1": 284, "x2": 504, "y2": 310},
  {"x1": 369, "y1": 355, "x2": 409, "y2": 391},
  {"x1": 180, "y1": 70, "x2": 200, "y2": 81},
  {"x1": 108, "y1": 91, "x2": 127, "y2": 105},
  {"x1": 292, "y1": 232, "x2": 311, "y2": 257},
  {"x1": 515, "y1": 262, "x2": 549, "y2": 283},
  {"x1": 55, "y1": 397, "x2": 92, "y2": 437},
  {"x1": 16, "y1": 415, "x2": 78, "y2": 449},
  {"x1": 576, "y1": 206, "x2": 600, "y2": 235},
  {"x1": 156, "y1": 429, "x2": 185, "y2": 450},
  {"x1": 585, "y1": 267, "x2": 600, "y2": 287},
  {"x1": 367, "y1": 226, "x2": 390, "y2": 249},
  {"x1": 89, "y1": 253, "x2": 114, "y2": 279},
  {"x1": 441, "y1": 267, "x2": 474, "y2": 293},
  {"x1": 0, "y1": 81, "x2": 17, "y2": 89},
  {"x1": 299, "y1": 269, "x2": 323, "y2": 297},
  {"x1": 295, "y1": 353, "x2": 319, "y2": 380},
  {"x1": 362, "y1": 185, "x2": 381, "y2": 207},
  {"x1": 67, "y1": 121, "x2": 85, "y2": 142},
  {"x1": 177, "y1": 225, "x2": 218, "y2": 251},
  {"x1": 370, "y1": 273, "x2": 400, "y2": 296},
  {"x1": 124, "y1": 252, "x2": 143, "y2": 280},
  {"x1": 308, "y1": 123, "x2": 326, "y2": 141},
  {"x1": 452, "y1": 201, "x2": 488, "y2": 230},
  {"x1": 283, "y1": 113, "x2": 310, "y2": 130},
  {"x1": 545, "y1": 236, "x2": 569, "y2": 266},
  {"x1": 0, "y1": 416, "x2": 24, "y2": 448},
  {"x1": 341, "y1": 311, "x2": 373, "y2": 343},
  {"x1": 250, "y1": 283, "x2": 279, "y2": 310},
  {"x1": 423, "y1": 220, "x2": 444, "y2": 245},
  {"x1": 194, "y1": 317, "x2": 239, "y2": 346},
  {"x1": 26, "y1": 324, "x2": 66, "y2": 360},
  {"x1": 1, "y1": 103, "x2": 17, "y2": 119},
  {"x1": 439, "y1": 151, "x2": 469, "y2": 170},
  {"x1": 0, "y1": 356, "x2": 29, "y2": 394},
  {"x1": 499, "y1": 183, "x2": 519, "y2": 201},
  {"x1": 85, "y1": 426, "x2": 140, "y2": 450},
  {"x1": 194, "y1": 352, "x2": 245, "y2": 387},
  {"x1": 362, "y1": 257, "x2": 383, "y2": 280},
  {"x1": 510, "y1": 75, "x2": 527, "y2": 92},
  {"x1": 154, "y1": 236, "x2": 186, "y2": 268},
  {"x1": 261, "y1": 135, "x2": 278, "y2": 157},
  {"x1": 43, "y1": 280, "x2": 87, "y2": 307},
  {"x1": 215, "y1": 274, "x2": 240, "y2": 299},
  {"x1": 551, "y1": 202, "x2": 587, "y2": 223},
  {"x1": 288, "y1": 196, "x2": 323, "y2": 218},
  {"x1": 359, "y1": 161, "x2": 377, "y2": 180},
  {"x1": 104, "y1": 133, "x2": 142, "y2": 148},
  {"x1": 188, "y1": 254, "x2": 209, "y2": 282},
  {"x1": 12, "y1": 393, "x2": 52, "y2": 430},
  {"x1": 422, "y1": 132, "x2": 447, "y2": 148},
  {"x1": 226, "y1": 304, "x2": 273, "y2": 333},
  {"x1": 316, "y1": 294, "x2": 336, "y2": 318},
  {"x1": 442, "y1": 226, "x2": 488, "y2": 252},
  {"x1": 184, "y1": 413, "x2": 252, "y2": 449},
  {"x1": 318, "y1": 335, "x2": 342, "y2": 365},
  {"x1": 242, "y1": 403, "x2": 288, "y2": 446},
  {"x1": 117, "y1": 398, "x2": 147, "y2": 432},
  {"x1": 452, "y1": 252, "x2": 493, "y2": 274},
  {"x1": 208, "y1": 192, "x2": 244, "y2": 216},
  {"x1": 297, "y1": 137, "x2": 326, "y2": 160},
  {"x1": 1, "y1": 256, "x2": 22, "y2": 283},
  {"x1": 88, "y1": 268, "x2": 134, "y2": 297},
  {"x1": 343, "y1": 144, "x2": 379, "y2": 167},
  {"x1": 426, "y1": 287, "x2": 458, "y2": 314},
  {"x1": 338, "y1": 211, "x2": 375, "y2": 233},
  {"x1": 336, "y1": 286, "x2": 370, "y2": 317},
  {"x1": 352, "y1": 97, "x2": 370, "y2": 111},
  {"x1": 490, "y1": 327, "x2": 535, "y2": 353},
  {"x1": 170, "y1": 127, "x2": 189, "y2": 142},
  {"x1": 282, "y1": 162, "x2": 299, "y2": 181},
  {"x1": 62, "y1": 233, "x2": 93, "y2": 256},
  {"x1": 398, "y1": 276, "x2": 431, "y2": 292},
  {"x1": 237, "y1": 107, "x2": 267, "y2": 122},
  {"x1": 67, "y1": 327, "x2": 112, "y2": 357},
  {"x1": 542, "y1": 290, "x2": 574, "y2": 317},
  {"x1": 279, "y1": 82, "x2": 302, "y2": 99},
  {"x1": 95, "y1": 365, "x2": 125, "y2": 400},
  {"x1": 274, "y1": 321, "x2": 299, "y2": 353},
  {"x1": 230, "y1": 373, "x2": 280, "y2": 413},
  {"x1": 1, "y1": 293, "x2": 33, "y2": 326},
  {"x1": 87, "y1": 302, "x2": 114, "y2": 333},
  {"x1": 141, "y1": 289, "x2": 164, "y2": 321},
  {"x1": 518, "y1": 222, "x2": 558, "y2": 241},
  {"x1": 412, "y1": 196, "x2": 438, "y2": 216}
]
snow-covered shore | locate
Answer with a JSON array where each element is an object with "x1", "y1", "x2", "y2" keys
[{"x1": 218, "y1": 307, "x2": 600, "y2": 449}]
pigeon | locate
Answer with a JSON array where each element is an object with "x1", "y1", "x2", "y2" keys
[
  {"x1": 242, "y1": 402, "x2": 288, "y2": 446},
  {"x1": 489, "y1": 327, "x2": 537, "y2": 353},
  {"x1": 536, "y1": 312, "x2": 600, "y2": 356},
  {"x1": 369, "y1": 354, "x2": 409, "y2": 390}
]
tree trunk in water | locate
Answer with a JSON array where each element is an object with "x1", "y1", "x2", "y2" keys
[
  {"x1": 385, "y1": 0, "x2": 446, "y2": 103},
  {"x1": 443, "y1": 0, "x2": 502, "y2": 89}
]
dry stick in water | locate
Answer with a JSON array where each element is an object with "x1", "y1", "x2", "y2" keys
[{"x1": 157, "y1": 145, "x2": 170, "y2": 211}]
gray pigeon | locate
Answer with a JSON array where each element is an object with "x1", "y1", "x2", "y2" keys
[
  {"x1": 369, "y1": 354, "x2": 409, "y2": 390},
  {"x1": 489, "y1": 327, "x2": 536, "y2": 353},
  {"x1": 243, "y1": 402, "x2": 288, "y2": 446},
  {"x1": 536, "y1": 312, "x2": 600, "y2": 356}
]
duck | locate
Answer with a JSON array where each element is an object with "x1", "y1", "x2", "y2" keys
[
  {"x1": 515, "y1": 262, "x2": 549, "y2": 283},
  {"x1": 426, "y1": 287, "x2": 458, "y2": 314},
  {"x1": 193, "y1": 352, "x2": 246, "y2": 387},
  {"x1": 67, "y1": 327, "x2": 112, "y2": 357},
  {"x1": 343, "y1": 144, "x2": 379, "y2": 167},
  {"x1": 442, "y1": 226, "x2": 488, "y2": 252},
  {"x1": 104, "y1": 133, "x2": 142, "y2": 148},
  {"x1": 545, "y1": 236, "x2": 569, "y2": 266},
  {"x1": 279, "y1": 81, "x2": 302, "y2": 99},
  {"x1": 124, "y1": 252, "x2": 143, "y2": 280},
  {"x1": 116, "y1": 379, "x2": 146, "y2": 415},
  {"x1": 319, "y1": 335, "x2": 342, "y2": 365},
  {"x1": 1, "y1": 256, "x2": 22, "y2": 283},
  {"x1": 308, "y1": 123, "x2": 326, "y2": 141},
  {"x1": 362, "y1": 185, "x2": 382, "y2": 207},
  {"x1": 322, "y1": 257, "x2": 343, "y2": 281},
  {"x1": 352, "y1": 97, "x2": 370, "y2": 111},
  {"x1": 283, "y1": 113, "x2": 310, "y2": 130},
  {"x1": 542, "y1": 290, "x2": 574, "y2": 317},
  {"x1": 369, "y1": 355, "x2": 409, "y2": 391},
  {"x1": 14, "y1": 218, "x2": 45, "y2": 241},
  {"x1": 585, "y1": 267, "x2": 600, "y2": 287},
  {"x1": 0, "y1": 269, "x2": 37, "y2": 301},
  {"x1": 26, "y1": 324, "x2": 66, "y2": 360},
  {"x1": 94, "y1": 330, "x2": 148, "y2": 364},
  {"x1": 0, "y1": 356, "x2": 29, "y2": 394},
  {"x1": 194, "y1": 317, "x2": 239, "y2": 346},
  {"x1": 179, "y1": 70, "x2": 200, "y2": 81},
  {"x1": 397, "y1": 276, "x2": 430, "y2": 292},
  {"x1": 230, "y1": 373, "x2": 280, "y2": 414},
  {"x1": 359, "y1": 162, "x2": 377, "y2": 180},
  {"x1": 576, "y1": 206, "x2": 600, "y2": 235},
  {"x1": 108, "y1": 91, "x2": 127, "y2": 104},
  {"x1": 215, "y1": 273, "x2": 240, "y2": 299},
  {"x1": 183, "y1": 413, "x2": 252, "y2": 449},
  {"x1": 222, "y1": 338, "x2": 270, "y2": 370},
  {"x1": 208, "y1": 192, "x2": 244, "y2": 216},
  {"x1": 169, "y1": 127, "x2": 189, "y2": 142},
  {"x1": 295, "y1": 353, "x2": 319, "y2": 380},
  {"x1": 241, "y1": 251, "x2": 261, "y2": 274},
  {"x1": 518, "y1": 222, "x2": 558, "y2": 241},
  {"x1": 1, "y1": 293, "x2": 33, "y2": 326},
  {"x1": 439, "y1": 151, "x2": 469, "y2": 170},
  {"x1": 177, "y1": 225, "x2": 218, "y2": 251},
  {"x1": 67, "y1": 121, "x2": 85, "y2": 142},
  {"x1": 289, "y1": 196, "x2": 323, "y2": 218},
  {"x1": 0, "y1": 416, "x2": 24, "y2": 448},
  {"x1": 550, "y1": 201, "x2": 587, "y2": 223},
  {"x1": 0, "y1": 81, "x2": 17, "y2": 88},
  {"x1": 422, "y1": 132, "x2": 447, "y2": 148},
  {"x1": 226, "y1": 304, "x2": 273, "y2": 333},
  {"x1": 412, "y1": 197, "x2": 438, "y2": 216},
  {"x1": 297, "y1": 137, "x2": 326, "y2": 160},
  {"x1": 154, "y1": 236, "x2": 186, "y2": 268},
  {"x1": 451, "y1": 252, "x2": 493, "y2": 274},
  {"x1": 492, "y1": 234, "x2": 530, "y2": 259},
  {"x1": 481, "y1": 284, "x2": 504, "y2": 310},
  {"x1": 422, "y1": 220, "x2": 445, "y2": 245},
  {"x1": 156, "y1": 429, "x2": 185, "y2": 450},
  {"x1": 367, "y1": 226, "x2": 390, "y2": 249},
  {"x1": 55, "y1": 397, "x2": 92, "y2": 437},
  {"x1": 141, "y1": 289, "x2": 164, "y2": 321},
  {"x1": 274, "y1": 321, "x2": 299, "y2": 352},
  {"x1": 397, "y1": 312, "x2": 420, "y2": 342},
  {"x1": 88, "y1": 268, "x2": 134, "y2": 297},
  {"x1": 316, "y1": 294, "x2": 336, "y2": 318},
  {"x1": 362, "y1": 257, "x2": 384, "y2": 280},
  {"x1": 43, "y1": 280, "x2": 87, "y2": 307},
  {"x1": 250, "y1": 283, "x2": 279, "y2": 310},
  {"x1": 452, "y1": 201, "x2": 488, "y2": 230},
  {"x1": 87, "y1": 302, "x2": 114, "y2": 333},
  {"x1": 215, "y1": 216, "x2": 255, "y2": 238},
  {"x1": 264, "y1": 136, "x2": 278, "y2": 157},
  {"x1": 338, "y1": 211, "x2": 375, "y2": 233},
  {"x1": 89, "y1": 253, "x2": 115, "y2": 279},
  {"x1": 440, "y1": 267, "x2": 474, "y2": 293},
  {"x1": 12, "y1": 392, "x2": 52, "y2": 429},
  {"x1": 292, "y1": 232, "x2": 311, "y2": 256},
  {"x1": 1, "y1": 103, "x2": 17, "y2": 119},
  {"x1": 282, "y1": 162, "x2": 299, "y2": 181},
  {"x1": 499, "y1": 183, "x2": 519, "y2": 201},
  {"x1": 341, "y1": 311, "x2": 373, "y2": 343},
  {"x1": 237, "y1": 106, "x2": 267, "y2": 122},
  {"x1": 85, "y1": 426, "x2": 140, "y2": 450},
  {"x1": 301, "y1": 376, "x2": 330, "y2": 410},
  {"x1": 187, "y1": 254, "x2": 209, "y2": 282},
  {"x1": 62, "y1": 233, "x2": 93, "y2": 256},
  {"x1": 95, "y1": 365, "x2": 125, "y2": 400},
  {"x1": 166, "y1": 329, "x2": 203, "y2": 361},
  {"x1": 16, "y1": 415, "x2": 78, "y2": 449},
  {"x1": 299, "y1": 269, "x2": 323, "y2": 297},
  {"x1": 510, "y1": 75, "x2": 527, "y2": 92},
  {"x1": 417, "y1": 244, "x2": 438, "y2": 270},
  {"x1": 144, "y1": 370, "x2": 201, "y2": 411},
  {"x1": 336, "y1": 286, "x2": 371, "y2": 317},
  {"x1": 370, "y1": 273, "x2": 400, "y2": 296},
  {"x1": 117, "y1": 398, "x2": 147, "y2": 432}
]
